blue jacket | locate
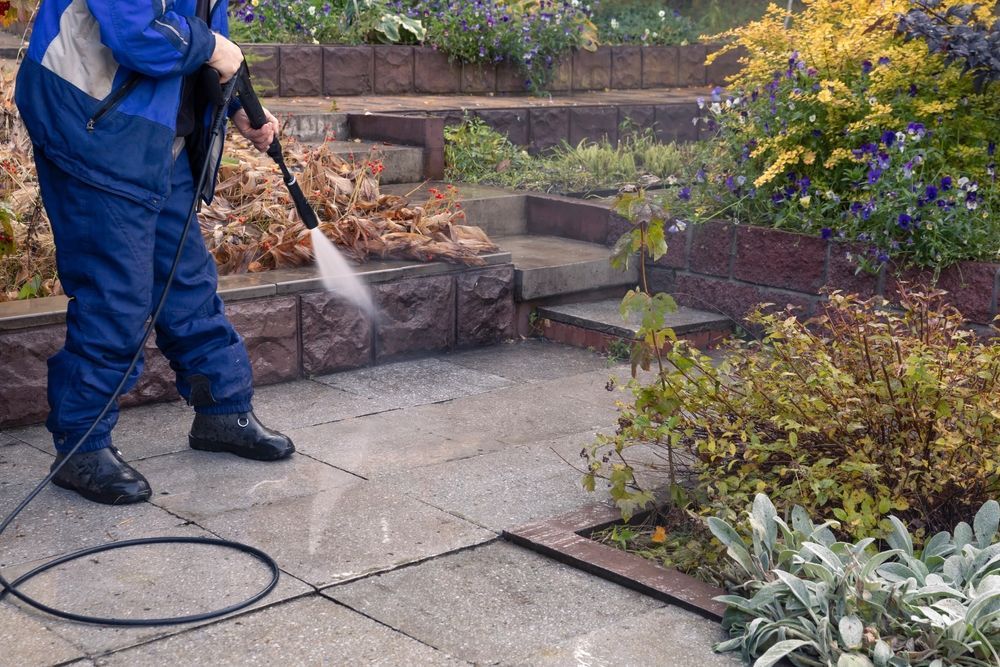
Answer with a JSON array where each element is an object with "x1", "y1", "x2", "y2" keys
[{"x1": 16, "y1": 0, "x2": 232, "y2": 210}]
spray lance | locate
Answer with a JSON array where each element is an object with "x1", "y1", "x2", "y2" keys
[
  {"x1": 234, "y1": 64, "x2": 319, "y2": 230},
  {"x1": 233, "y1": 64, "x2": 375, "y2": 313}
]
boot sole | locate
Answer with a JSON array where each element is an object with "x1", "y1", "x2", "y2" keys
[
  {"x1": 189, "y1": 437, "x2": 295, "y2": 462},
  {"x1": 51, "y1": 476, "x2": 152, "y2": 506}
]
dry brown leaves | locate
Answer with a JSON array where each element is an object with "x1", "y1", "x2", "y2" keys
[
  {"x1": 0, "y1": 103, "x2": 497, "y2": 300},
  {"x1": 204, "y1": 135, "x2": 497, "y2": 275}
]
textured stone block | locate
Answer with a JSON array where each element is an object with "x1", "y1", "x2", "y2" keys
[
  {"x1": 672, "y1": 273, "x2": 815, "y2": 323},
  {"x1": 462, "y1": 63, "x2": 497, "y2": 94},
  {"x1": 528, "y1": 108, "x2": 569, "y2": 154},
  {"x1": 612, "y1": 46, "x2": 642, "y2": 89},
  {"x1": 526, "y1": 196, "x2": 610, "y2": 244},
  {"x1": 569, "y1": 107, "x2": 619, "y2": 146},
  {"x1": 706, "y1": 44, "x2": 746, "y2": 86},
  {"x1": 323, "y1": 46, "x2": 373, "y2": 95},
  {"x1": 937, "y1": 262, "x2": 998, "y2": 324},
  {"x1": 496, "y1": 62, "x2": 528, "y2": 93},
  {"x1": 654, "y1": 103, "x2": 699, "y2": 143},
  {"x1": 0, "y1": 325, "x2": 61, "y2": 427},
  {"x1": 572, "y1": 47, "x2": 612, "y2": 91},
  {"x1": 642, "y1": 46, "x2": 679, "y2": 88},
  {"x1": 826, "y1": 242, "x2": 881, "y2": 298},
  {"x1": 414, "y1": 47, "x2": 462, "y2": 93},
  {"x1": 457, "y1": 266, "x2": 516, "y2": 347},
  {"x1": 689, "y1": 221, "x2": 734, "y2": 278},
  {"x1": 678, "y1": 44, "x2": 707, "y2": 87},
  {"x1": 300, "y1": 292, "x2": 373, "y2": 375},
  {"x1": 227, "y1": 296, "x2": 300, "y2": 385},
  {"x1": 243, "y1": 45, "x2": 279, "y2": 97},
  {"x1": 618, "y1": 105, "x2": 657, "y2": 138},
  {"x1": 549, "y1": 56, "x2": 573, "y2": 92},
  {"x1": 375, "y1": 275, "x2": 455, "y2": 361},
  {"x1": 733, "y1": 226, "x2": 828, "y2": 292},
  {"x1": 886, "y1": 261, "x2": 998, "y2": 324},
  {"x1": 654, "y1": 225, "x2": 690, "y2": 270},
  {"x1": 476, "y1": 109, "x2": 529, "y2": 147},
  {"x1": 279, "y1": 45, "x2": 322, "y2": 97},
  {"x1": 374, "y1": 46, "x2": 414, "y2": 94}
]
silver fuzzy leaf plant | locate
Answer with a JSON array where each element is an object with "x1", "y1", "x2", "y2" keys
[{"x1": 710, "y1": 494, "x2": 1000, "y2": 667}]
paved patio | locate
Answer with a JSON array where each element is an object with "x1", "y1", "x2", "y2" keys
[{"x1": 0, "y1": 340, "x2": 738, "y2": 666}]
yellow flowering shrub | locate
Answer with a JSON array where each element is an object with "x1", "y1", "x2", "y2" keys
[{"x1": 673, "y1": 0, "x2": 1000, "y2": 271}]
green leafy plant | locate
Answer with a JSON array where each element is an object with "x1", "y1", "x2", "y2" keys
[
  {"x1": 712, "y1": 493, "x2": 1000, "y2": 667},
  {"x1": 592, "y1": 2, "x2": 699, "y2": 46},
  {"x1": 588, "y1": 285, "x2": 1000, "y2": 547},
  {"x1": 582, "y1": 187, "x2": 686, "y2": 519},
  {"x1": 342, "y1": 0, "x2": 425, "y2": 44},
  {"x1": 443, "y1": 117, "x2": 530, "y2": 184}
]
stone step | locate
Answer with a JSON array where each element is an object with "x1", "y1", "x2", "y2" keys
[
  {"x1": 307, "y1": 140, "x2": 425, "y2": 185},
  {"x1": 537, "y1": 298, "x2": 732, "y2": 353},
  {"x1": 382, "y1": 182, "x2": 527, "y2": 238},
  {"x1": 496, "y1": 234, "x2": 638, "y2": 301}
]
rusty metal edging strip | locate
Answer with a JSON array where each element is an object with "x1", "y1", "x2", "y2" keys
[{"x1": 503, "y1": 503, "x2": 727, "y2": 621}]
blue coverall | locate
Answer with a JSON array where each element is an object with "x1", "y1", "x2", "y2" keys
[{"x1": 15, "y1": 0, "x2": 254, "y2": 454}]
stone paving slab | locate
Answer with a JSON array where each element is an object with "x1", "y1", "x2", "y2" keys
[
  {"x1": 135, "y1": 450, "x2": 361, "y2": 524},
  {"x1": 315, "y1": 357, "x2": 513, "y2": 408},
  {"x1": 0, "y1": 602, "x2": 85, "y2": 667},
  {"x1": 94, "y1": 595, "x2": 465, "y2": 666},
  {"x1": 1, "y1": 442, "x2": 54, "y2": 493},
  {"x1": 3, "y1": 527, "x2": 313, "y2": 657},
  {"x1": 0, "y1": 484, "x2": 197, "y2": 569},
  {"x1": 326, "y1": 541, "x2": 662, "y2": 665},
  {"x1": 443, "y1": 339, "x2": 612, "y2": 384},
  {"x1": 377, "y1": 432, "x2": 606, "y2": 532},
  {"x1": 508, "y1": 606, "x2": 741, "y2": 667},
  {"x1": 5, "y1": 402, "x2": 192, "y2": 462},
  {"x1": 540, "y1": 300, "x2": 733, "y2": 338},
  {"x1": 250, "y1": 379, "x2": 394, "y2": 433},
  {"x1": 194, "y1": 485, "x2": 495, "y2": 588},
  {"x1": 290, "y1": 411, "x2": 494, "y2": 479},
  {"x1": 387, "y1": 374, "x2": 620, "y2": 451}
]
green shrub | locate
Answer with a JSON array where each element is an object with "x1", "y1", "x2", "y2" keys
[
  {"x1": 443, "y1": 118, "x2": 529, "y2": 184},
  {"x1": 712, "y1": 493, "x2": 1000, "y2": 667},
  {"x1": 588, "y1": 285, "x2": 1000, "y2": 546}
]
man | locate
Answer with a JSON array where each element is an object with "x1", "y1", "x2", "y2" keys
[{"x1": 14, "y1": 0, "x2": 293, "y2": 505}]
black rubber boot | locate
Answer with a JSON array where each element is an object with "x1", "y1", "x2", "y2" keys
[
  {"x1": 51, "y1": 447, "x2": 152, "y2": 505},
  {"x1": 188, "y1": 411, "x2": 294, "y2": 461}
]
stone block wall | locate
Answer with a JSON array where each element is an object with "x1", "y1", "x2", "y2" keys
[
  {"x1": 648, "y1": 224, "x2": 1000, "y2": 327},
  {"x1": 252, "y1": 44, "x2": 743, "y2": 97},
  {"x1": 0, "y1": 265, "x2": 516, "y2": 429}
]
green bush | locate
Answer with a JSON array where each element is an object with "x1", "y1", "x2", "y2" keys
[
  {"x1": 712, "y1": 494, "x2": 1000, "y2": 667},
  {"x1": 587, "y1": 283, "x2": 1000, "y2": 547}
]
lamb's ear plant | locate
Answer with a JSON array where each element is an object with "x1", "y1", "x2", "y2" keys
[{"x1": 712, "y1": 494, "x2": 1000, "y2": 667}]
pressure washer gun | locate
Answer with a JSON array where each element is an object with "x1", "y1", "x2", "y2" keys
[{"x1": 233, "y1": 63, "x2": 320, "y2": 230}]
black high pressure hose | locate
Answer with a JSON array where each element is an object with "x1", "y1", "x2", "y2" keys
[{"x1": 0, "y1": 65, "x2": 292, "y2": 626}]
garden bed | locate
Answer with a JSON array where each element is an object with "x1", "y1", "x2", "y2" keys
[{"x1": 245, "y1": 43, "x2": 743, "y2": 97}]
